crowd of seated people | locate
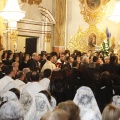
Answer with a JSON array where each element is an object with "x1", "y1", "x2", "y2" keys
[{"x1": 0, "y1": 49, "x2": 120, "y2": 119}]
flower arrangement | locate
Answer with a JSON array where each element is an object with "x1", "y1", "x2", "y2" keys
[{"x1": 101, "y1": 28, "x2": 111, "y2": 56}]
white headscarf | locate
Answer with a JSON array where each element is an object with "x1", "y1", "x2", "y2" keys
[
  {"x1": 34, "y1": 93, "x2": 53, "y2": 120},
  {"x1": 73, "y1": 86, "x2": 102, "y2": 120},
  {"x1": 0, "y1": 101, "x2": 23, "y2": 120},
  {"x1": 20, "y1": 89, "x2": 33, "y2": 120},
  {"x1": 112, "y1": 95, "x2": 120, "y2": 108},
  {"x1": 51, "y1": 96, "x2": 56, "y2": 109},
  {"x1": 1, "y1": 91, "x2": 18, "y2": 103}
]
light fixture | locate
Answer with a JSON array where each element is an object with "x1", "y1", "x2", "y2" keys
[
  {"x1": 0, "y1": 0, "x2": 25, "y2": 21},
  {"x1": 108, "y1": 0, "x2": 120, "y2": 22}
]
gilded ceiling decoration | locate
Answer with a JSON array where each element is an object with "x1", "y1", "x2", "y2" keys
[{"x1": 21, "y1": 0, "x2": 42, "y2": 5}]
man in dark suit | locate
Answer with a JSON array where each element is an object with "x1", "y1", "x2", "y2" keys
[{"x1": 27, "y1": 53, "x2": 39, "y2": 72}]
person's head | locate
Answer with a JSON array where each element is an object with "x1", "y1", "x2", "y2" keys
[
  {"x1": 30, "y1": 71, "x2": 39, "y2": 82},
  {"x1": 51, "y1": 55, "x2": 57, "y2": 64},
  {"x1": 39, "y1": 90, "x2": 51, "y2": 104},
  {"x1": 24, "y1": 54, "x2": 30, "y2": 62},
  {"x1": 76, "y1": 55, "x2": 81, "y2": 64},
  {"x1": 110, "y1": 55, "x2": 117, "y2": 63},
  {"x1": 70, "y1": 54, "x2": 75, "y2": 63},
  {"x1": 12, "y1": 62, "x2": 19, "y2": 71},
  {"x1": 94, "y1": 51, "x2": 98, "y2": 57},
  {"x1": 9, "y1": 88, "x2": 20, "y2": 100},
  {"x1": 42, "y1": 54, "x2": 47, "y2": 60},
  {"x1": 82, "y1": 56, "x2": 89, "y2": 64},
  {"x1": 101, "y1": 71, "x2": 112, "y2": 87},
  {"x1": 57, "y1": 100, "x2": 80, "y2": 120},
  {"x1": 46, "y1": 55, "x2": 52, "y2": 61},
  {"x1": 102, "y1": 104, "x2": 120, "y2": 120},
  {"x1": 0, "y1": 101, "x2": 23, "y2": 120},
  {"x1": 93, "y1": 56, "x2": 99, "y2": 63},
  {"x1": 43, "y1": 69, "x2": 52, "y2": 79},
  {"x1": 15, "y1": 71, "x2": 25, "y2": 81},
  {"x1": 14, "y1": 56, "x2": 19, "y2": 63},
  {"x1": 2, "y1": 51, "x2": 8, "y2": 59},
  {"x1": 104, "y1": 56, "x2": 110, "y2": 64},
  {"x1": 72, "y1": 60, "x2": 79, "y2": 69},
  {"x1": 23, "y1": 68, "x2": 30, "y2": 76},
  {"x1": 8, "y1": 52, "x2": 13, "y2": 58},
  {"x1": 2, "y1": 65, "x2": 16, "y2": 77},
  {"x1": 32, "y1": 52, "x2": 39, "y2": 61},
  {"x1": 65, "y1": 50, "x2": 70, "y2": 57},
  {"x1": 41, "y1": 109, "x2": 69, "y2": 120},
  {"x1": 60, "y1": 52, "x2": 65, "y2": 61}
]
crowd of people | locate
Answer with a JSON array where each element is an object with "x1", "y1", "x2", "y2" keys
[{"x1": 0, "y1": 49, "x2": 120, "y2": 120}]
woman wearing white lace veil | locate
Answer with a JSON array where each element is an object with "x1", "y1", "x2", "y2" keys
[
  {"x1": 0, "y1": 88, "x2": 23, "y2": 119},
  {"x1": 0, "y1": 101, "x2": 23, "y2": 120},
  {"x1": 73, "y1": 86, "x2": 102, "y2": 120},
  {"x1": 112, "y1": 95, "x2": 120, "y2": 108},
  {"x1": 0, "y1": 88, "x2": 20, "y2": 103},
  {"x1": 34, "y1": 92, "x2": 53, "y2": 120}
]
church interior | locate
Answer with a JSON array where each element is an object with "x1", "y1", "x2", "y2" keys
[{"x1": 0, "y1": 0, "x2": 120, "y2": 120}]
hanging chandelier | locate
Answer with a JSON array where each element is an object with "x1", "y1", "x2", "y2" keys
[
  {"x1": 108, "y1": 0, "x2": 120, "y2": 22},
  {"x1": 0, "y1": 0, "x2": 25, "y2": 21}
]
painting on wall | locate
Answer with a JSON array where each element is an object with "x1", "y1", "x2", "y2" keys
[
  {"x1": 88, "y1": 33, "x2": 96, "y2": 47},
  {"x1": 78, "y1": 0, "x2": 110, "y2": 25},
  {"x1": 87, "y1": 0, "x2": 100, "y2": 11}
]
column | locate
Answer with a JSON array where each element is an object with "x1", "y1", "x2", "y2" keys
[{"x1": 53, "y1": 0, "x2": 66, "y2": 53}]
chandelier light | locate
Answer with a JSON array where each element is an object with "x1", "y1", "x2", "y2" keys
[
  {"x1": 108, "y1": 0, "x2": 120, "y2": 22},
  {"x1": 0, "y1": 0, "x2": 25, "y2": 21}
]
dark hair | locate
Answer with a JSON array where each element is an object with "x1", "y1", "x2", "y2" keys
[
  {"x1": 110, "y1": 55, "x2": 117, "y2": 63},
  {"x1": 9, "y1": 88, "x2": 20, "y2": 100},
  {"x1": 1, "y1": 65, "x2": 13, "y2": 75},
  {"x1": 66, "y1": 56, "x2": 70, "y2": 61},
  {"x1": 15, "y1": 71, "x2": 24, "y2": 79},
  {"x1": 50, "y1": 52, "x2": 58, "y2": 57},
  {"x1": 31, "y1": 71, "x2": 40, "y2": 81},
  {"x1": 101, "y1": 71, "x2": 112, "y2": 87},
  {"x1": 93, "y1": 56, "x2": 98, "y2": 62},
  {"x1": 65, "y1": 50, "x2": 70, "y2": 56},
  {"x1": 39, "y1": 90, "x2": 51, "y2": 103},
  {"x1": 72, "y1": 61, "x2": 78, "y2": 67},
  {"x1": 1, "y1": 51, "x2": 8, "y2": 59},
  {"x1": 44, "y1": 69, "x2": 52, "y2": 78},
  {"x1": 70, "y1": 54, "x2": 75, "y2": 60},
  {"x1": 47, "y1": 55, "x2": 52, "y2": 61}
]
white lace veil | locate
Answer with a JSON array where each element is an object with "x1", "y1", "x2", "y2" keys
[
  {"x1": 0, "y1": 101, "x2": 23, "y2": 120},
  {"x1": 34, "y1": 93, "x2": 53, "y2": 120},
  {"x1": 51, "y1": 96, "x2": 56, "y2": 109},
  {"x1": 1, "y1": 91, "x2": 18, "y2": 103},
  {"x1": 73, "y1": 86, "x2": 102, "y2": 120}
]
